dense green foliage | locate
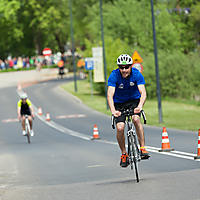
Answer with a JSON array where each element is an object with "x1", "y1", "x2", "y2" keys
[
  {"x1": 0, "y1": 0, "x2": 200, "y2": 100},
  {"x1": 143, "y1": 51, "x2": 200, "y2": 100}
]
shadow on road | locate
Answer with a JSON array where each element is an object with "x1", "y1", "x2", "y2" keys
[{"x1": 95, "y1": 177, "x2": 146, "y2": 185}]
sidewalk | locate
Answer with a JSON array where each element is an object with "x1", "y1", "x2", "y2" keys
[{"x1": 0, "y1": 68, "x2": 59, "y2": 88}]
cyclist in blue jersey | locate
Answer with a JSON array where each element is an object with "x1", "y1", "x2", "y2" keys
[{"x1": 107, "y1": 54, "x2": 150, "y2": 167}]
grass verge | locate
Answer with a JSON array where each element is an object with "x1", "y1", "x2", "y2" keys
[
  {"x1": 0, "y1": 65, "x2": 57, "y2": 73},
  {"x1": 61, "y1": 80, "x2": 200, "y2": 131}
]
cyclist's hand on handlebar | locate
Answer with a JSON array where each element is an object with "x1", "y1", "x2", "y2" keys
[
  {"x1": 112, "y1": 110, "x2": 121, "y2": 117},
  {"x1": 31, "y1": 113, "x2": 35, "y2": 119},
  {"x1": 134, "y1": 106, "x2": 142, "y2": 114},
  {"x1": 18, "y1": 115, "x2": 21, "y2": 121}
]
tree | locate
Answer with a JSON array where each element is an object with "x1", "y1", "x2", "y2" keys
[
  {"x1": 0, "y1": 0, "x2": 23, "y2": 58},
  {"x1": 22, "y1": 0, "x2": 70, "y2": 54},
  {"x1": 189, "y1": 2, "x2": 200, "y2": 51}
]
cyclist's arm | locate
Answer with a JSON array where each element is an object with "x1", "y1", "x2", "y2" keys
[
  {"x1": 107, "y1": 86, "x2": 121, "y2": 117},
  {"x1": 17, "y1": 101, "x2": 21, "y2": 119},
  {"x1": 29, "y1": 105, "x2": 35, "y2": 117},
  {"x1": 17, "y1": 107, "x2": 21, "y2": 119},
  {"x1": 27, "y1": 99, "x2": 34, "y2": 117},
  {"x1": 136, "y1": 84, "x2": 147, "y2": 112}
]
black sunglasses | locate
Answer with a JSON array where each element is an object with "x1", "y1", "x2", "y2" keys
[{"x1": 118, "y1": 65, "x2": 131, "y2": 70}]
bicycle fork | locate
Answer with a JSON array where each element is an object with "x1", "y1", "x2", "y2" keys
[{"x1": 127, "y1": 129, "x2": 141, "y2": 165}]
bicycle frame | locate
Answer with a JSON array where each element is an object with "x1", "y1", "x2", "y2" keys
[
  {"x1": 126, "y1": 115, "x2": 141, "y2": 164},
  {"x1": 25, "y1": 115, "x2": 31, "y2": 144}
]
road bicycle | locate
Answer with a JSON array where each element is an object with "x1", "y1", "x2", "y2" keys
[
  {"x1": 111, "y1": 109, "x2": 147, "y2": 183},
  {"x1": 23, "y1": 115, "x2": 34, "y2": 144}
]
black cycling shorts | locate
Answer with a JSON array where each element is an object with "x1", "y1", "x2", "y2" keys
[
  {"x1": 114, "y1": 99, "x2": 140, "y2": 124},
  {"x1": 21, "y1": 110, "x2": 31, "y2": 116}
]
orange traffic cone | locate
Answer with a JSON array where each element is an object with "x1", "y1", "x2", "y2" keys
[
  {"x1": 38, "y1": 107, "x2": 43, "y2": 115},
  {"x1": 194, "y1": 129, "x2": 200, "y2": 160},
  {"x1": 159, "y1": 127, "x2": 174, "y2": 152},
  {"x1": 46, "y1": 113, "x2": 51, "y2": 121},
  {"x1": 91, "y1": 124, "x2": 100, "y2": 140}
]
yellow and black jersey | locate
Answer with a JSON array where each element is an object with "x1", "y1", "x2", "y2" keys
[{"x1": 17, "y1": 99, "x2": 32, "y2": 115}]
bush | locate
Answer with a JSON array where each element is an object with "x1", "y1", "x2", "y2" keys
[{"x1": 143, "y1": 51, "x2": 200, "y2": 100}]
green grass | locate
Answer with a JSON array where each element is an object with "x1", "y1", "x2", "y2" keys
[
  {"x1": 61, "y1": 80, "x2": 200, "y2": 131},
  {"x1": 0, "y1": 65, "x2": 57, "y2": 73}
]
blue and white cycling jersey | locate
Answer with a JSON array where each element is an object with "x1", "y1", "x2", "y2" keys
[{"x1": 108, "y1": 67, "x2": 145, "y2": 103}]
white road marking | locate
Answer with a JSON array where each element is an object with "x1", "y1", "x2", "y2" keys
[
  {"x1": 35, "y1": 110, "x2": 91, "y2": 141},
  {"x1": 146, "y1": 146, "x2": 196, "y2": 157},
  {"x1": 2, "y1": 118, "x2": 18, "y2": 123},
  {"x1": 0, "y1": 184, "x2": 11, "y2": 189},
  {"x1": 16, "y1": 89, "x2": 199, "y2": 162},
  {"x1": 146, "y1": 147, "x2": 197, "y2": 161},
  {"x1": 87, "y1": 165, "x2": 104, "y2": 168},
  {"x1": 56, "y1": 114, "x2": 86, "y2": 119}
]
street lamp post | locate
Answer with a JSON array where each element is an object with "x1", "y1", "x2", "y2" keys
[
  {"x1": 150, "y1": 0, "x2": 163, "y2": 123},
  {"x1": 99, "y1": 0, "x2": 109, "y2": 109},
  {"x1": 69, "y1": 0, "x2": 77, "y2": 92}
]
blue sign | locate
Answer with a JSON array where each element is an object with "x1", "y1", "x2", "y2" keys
[{"x1": 85, "y1": 58, "x2": 94, "y2": 70}]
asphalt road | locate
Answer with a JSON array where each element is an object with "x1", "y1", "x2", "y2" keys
[{"x1": 0, "y1": 77, "x2": 200, "y2": 200}]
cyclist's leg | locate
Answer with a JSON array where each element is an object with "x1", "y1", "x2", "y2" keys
[
  {"x1": 116, "y1": 122, "x2": 129, "y2": 167},
  {"x1": 114, "y1": 102, "x2": 127, "y2": 154},
  {"x1": 21, "y1": 115, "x2": 26, "y2": 135},
  {"x1": 132, "y1": 115, "x2": 145, "y2": 147},
  {"x1": 28, "y1": 115, "x2": 34, "y2": 136},
  {"x1": 132, "y1": 115, "x2": 150, "y2": 158},
  {"x1": 21, "y1": 115, "x2": 26, "y2": 131},
  {"x1": 114, "y1": 102, "x2": 130, "y2": 167},
  {"x1": 28, "y1": 115, "x2": 33, "y2": 129},
  {"x1": 116, "y1": 122, "x2": 126, "y2": 154}
]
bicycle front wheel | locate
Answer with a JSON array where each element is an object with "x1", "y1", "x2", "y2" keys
[
  {"x1": 25, "y1": 120, "x2": 31, "y2": 144},
  {"x1": 129, "y1": 135, "x2": 140, "y2": 182},
  {"x1": 133, "y1": 157, "x2": 139, "y2": 182},
  {"x1": 27, "y1": 132, "x2": 31, "y2": 144}
]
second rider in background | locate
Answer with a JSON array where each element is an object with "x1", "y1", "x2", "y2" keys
[{"x1": 17, "y1": 93, "x2": 35, "y2": 136}]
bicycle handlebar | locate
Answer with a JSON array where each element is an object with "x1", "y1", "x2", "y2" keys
[
  {"x1": 111, "y1": 109, "x2": 147, "y2": 129},
  {"x1": 19, "y1": 115, "x2": 34, "y2": 122}
]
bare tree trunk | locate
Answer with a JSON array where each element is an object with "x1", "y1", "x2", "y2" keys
[
  {"x1": 55, "y1": 33, "x2": 65, "y2": 53},
  {"x1": 34, "y1": 32, "x2": 43, "y2": 55}
]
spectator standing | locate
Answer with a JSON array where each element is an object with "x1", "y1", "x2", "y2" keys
[
  {"x1": 9, "y1": 59, "x2": 14, "y2": 68},
  {"x1": 13, "y1": 57, "x2": 18, "y2": 69}
]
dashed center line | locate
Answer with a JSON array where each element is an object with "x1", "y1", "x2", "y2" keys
[
  {"x1": 1, "y1": 118, "x2": 18, "y2": 123},
  {"x1": 56, "y1": 114, "x2": 86, "y2": 119},
  {"x1": 87, "y1": 165, "x2": 104, "y2": 168}
]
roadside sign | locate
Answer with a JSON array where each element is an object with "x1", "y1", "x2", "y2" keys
[
  {"x1": 85, "y1": 58, "x2": 94, "y2": 70},
  {"x1": 132, "y1": 50, "x2": 143, "y2": 63},
  {"x1": 42, "y1": 48, "x2": 52, "y2": 56},
  {"x1": 85, "y1": 57, "x2": 94, "y2": 97},
  {"x1": 133, "y1": 63, "x2": 144, "y2": 73},
  {"x1": 92, "y1": 47, "x2": 104, "y2": 82}
]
